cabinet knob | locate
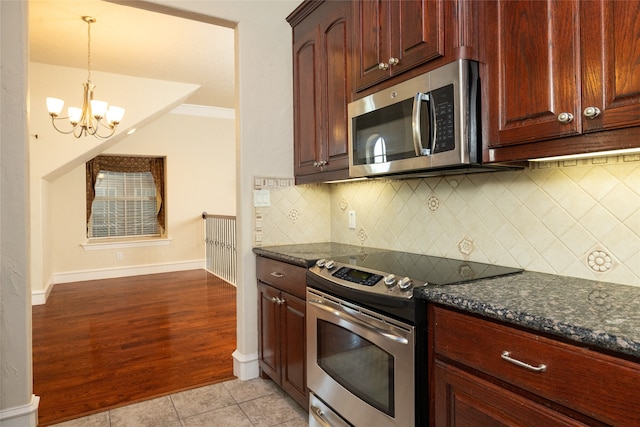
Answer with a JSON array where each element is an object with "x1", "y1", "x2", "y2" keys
[
  {"x1": 388, "y1": 57, "x2": 399, "y2": 66},
  {"x1": 270, "y1": 296, "x2": 285, "y2": 305},
  {"x1": 557, "y1": 112, "x2": 574, "y2": 124},
  {"x1": 378, "y1": 62, "x2": 389, "y2": 70},
  {"x1": 314, "y1": 160, "x2": 327, "y2": 167},
  {"x1": 583, "y1": 106, "x2": 601, "y2": 119}
]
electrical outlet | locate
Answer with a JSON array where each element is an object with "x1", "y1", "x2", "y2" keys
[
  {"x1": 116, "y1": 251, "x2": 123, "y2": 260},
  {"x1": 348, "y1": 211, "x2": 356, "y2": 229}
]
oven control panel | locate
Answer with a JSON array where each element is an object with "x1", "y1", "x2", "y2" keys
[
  {"x1": 310, "y1": 258, "x2": 424, "y2": 300},
  {"x1": 332, "y1": 266, "x2": 382, "y2": 287}
]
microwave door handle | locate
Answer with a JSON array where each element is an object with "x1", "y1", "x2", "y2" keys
[{"x1": 412, "y1": 93, "x2": 430, "y2": 156}]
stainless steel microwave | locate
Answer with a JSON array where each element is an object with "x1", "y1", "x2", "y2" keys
[{"x1": 348, "y1": 59, "x2": 516, "y2": 178}]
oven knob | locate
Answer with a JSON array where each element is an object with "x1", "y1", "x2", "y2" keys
[
  {"x1": 398, "y1": 277, "x2": 413, "y2": 291},
  {"x1": 325, "y1": 260, "x2": 336, "y2": 270},
  {"x1": 383, "y1": 274, "x2": 396, "y2": 287},
  {"x1": 315, "y1": 259, "x2": 326, "y2": 268}
]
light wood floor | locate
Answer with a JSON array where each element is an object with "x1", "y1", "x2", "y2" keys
[{"x1": 32, "y1": 270, "x2": 237, "y2": 426}]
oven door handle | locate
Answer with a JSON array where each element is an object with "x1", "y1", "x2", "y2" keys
[
  {"x1": 310, "y1": 405, "x2": 332, "y2": 427},
  {"x1": 308, "y1": 299, "x2": 409, "y2": 345}
]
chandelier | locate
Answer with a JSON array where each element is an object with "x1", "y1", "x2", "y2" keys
[{"x1": 46, "y1": 16, "x2": 125, "y2": 139}]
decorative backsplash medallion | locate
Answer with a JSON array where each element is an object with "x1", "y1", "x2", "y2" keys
[
  {"x1": 458, "y1": 237, "x2": 475, "y2": 256},
  {"x1": 587, "y1": 250, "x2": 613, "y2": 273}
]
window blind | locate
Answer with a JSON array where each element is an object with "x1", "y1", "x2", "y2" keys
[{"x1": 89, "y1": 171, "x2": 160, "y2": 238}]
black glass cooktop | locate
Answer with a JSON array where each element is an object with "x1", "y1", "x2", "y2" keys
[{"x1": 328, "y1": 251, "x2": 522, "y2": 286}]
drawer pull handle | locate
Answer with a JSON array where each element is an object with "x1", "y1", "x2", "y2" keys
[
  {"x1": 501, "y1": 351, "x2": 547, "y2": 372},
  {"x1": 270, "y1": 272, "x2": 284, "y2": 278}
]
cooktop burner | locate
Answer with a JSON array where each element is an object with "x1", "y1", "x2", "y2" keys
[{"x1": 329, "y1": 251, "x2": 523, "y2": 286}]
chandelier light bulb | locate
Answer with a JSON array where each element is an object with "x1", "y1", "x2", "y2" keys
[
  {"x1": 90, "y1": 100, "x2": 108, "y2": 118},
  {"x1": 46, "y1": 97, "x2": 65, "y2": 117},
  {"x1": 68, "y1": 107, "x2": 82, "y2": 125},
  {"x1": 106, "y1": 106, "x2": 125, "y2": 125}
]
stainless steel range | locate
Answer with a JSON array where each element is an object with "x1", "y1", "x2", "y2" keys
[{"x1": 306, "y1": 251, "x2": 522, "y2": 427}]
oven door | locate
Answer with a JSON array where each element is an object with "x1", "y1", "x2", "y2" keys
[{"x1": 306, "y1": 288, "x2": 415, "y2": 427}]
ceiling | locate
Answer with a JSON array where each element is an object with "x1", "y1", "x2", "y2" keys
[{"x1": 29, "y1": 0, "x2": 235, "y2": 109}]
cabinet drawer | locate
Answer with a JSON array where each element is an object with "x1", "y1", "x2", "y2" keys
[
  {"x1": 256, "y1": 257, "x2": 306, "y2": 300},
  {"x1": 433, "y1": 306, "x2": 640, "y2": 427}
]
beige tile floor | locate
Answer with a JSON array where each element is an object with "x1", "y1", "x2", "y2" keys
[{"x1": 50, "y1": 378, "x2": 309, "y2": 427}]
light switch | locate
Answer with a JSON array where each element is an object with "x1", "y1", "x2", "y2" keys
[{"x1": 254, "y1": 189, "x2": 271, "y2": 207}]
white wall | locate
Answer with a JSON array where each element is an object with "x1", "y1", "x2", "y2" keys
[
  {"x1": 29, "y1": 62, "x2": 202, "y2": 299},
  {"x1": 0, "y1": 2, "x2": 39, "y2": 426},
  {"x1": 0, "y1": 1, "x2": 297, "y2": 421},
  {"x1": 48, "y1": 111, "x2": 235, "y2": 277}
]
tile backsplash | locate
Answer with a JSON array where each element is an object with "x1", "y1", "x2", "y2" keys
[{"x1": 254, "y1": 154, "x2": 640, "y2": 287}]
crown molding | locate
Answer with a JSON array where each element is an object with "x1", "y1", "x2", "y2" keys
[{"x1": 171, "y1": 104, "x2": 234, "y2": 119}]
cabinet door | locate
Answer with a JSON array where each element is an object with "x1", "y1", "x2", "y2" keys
[
  {"x1": 320, "y1": 1, "x2": 351, "y2": 175},
  {"x1": 293, "y1": 21, "x2": 322, "y2": 177},
  {"x1": 389, "y1": 0, "x2": 446, "y2": 76},
  {"x1": 257, "y1": 282, "x2": 281, "y2": 382},
  {"x1": 485, "y1": 0, "x2": 580, "y2": 148},
  {"x1": 434, "y1": 360, "x2": 589, "y2": 427},
  {"x1": 353, "y1": 0, "x2": 390, "y2": 91},
  {"x1": 354, "y1": 0, "x2": 447, "y2": 92},
  {"x1": 280, "y1": 292, "x2": 308, "y2": 410},
  {"x1": 581, "y1": 0, "x2": 640, "y2": 133},
  {"x1": 292, "y1": 1, "x2": 351, "y2": 184}
]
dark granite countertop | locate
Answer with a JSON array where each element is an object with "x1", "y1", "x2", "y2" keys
[
  {"x1": 253, "y1": 243, "x2": 640, "y2": 359},
  {"x1": 416, "y1": 271, "x2": 640, "y2": 359},
  {"x1": 253, "y1": 243, "x2": 388, "y2": 268}
]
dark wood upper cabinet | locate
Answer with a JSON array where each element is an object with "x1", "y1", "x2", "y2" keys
[
  {"x1": 484, "y1": 0, "x2": 580, "y2": 147},
  {"x1": 289, "y1": 1, "x2": 352, "y2": 184},
  {"x1": 353, "y1": 0, "x2": 446, "y2": 91},
  {"x1": 580, "y1": 0, "x2": 640, "y2": 134},
  {"x1": 353, "y1": 0, "x2": 447, "y2": 92},
  {"x1": 484, "y1": 0, "x2": 640, "y2": 162}
]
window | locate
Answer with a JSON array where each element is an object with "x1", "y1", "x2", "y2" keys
[
  {"x1": 86, "y1": 156, "x2": 165, "y2": 239},
  {"x1": 89, "y1": 171, "x2": 159, "y2": 238},
  {"x1": 365, "y1": 134, "x2": 387, "y2": 164},
  {"x1": 372, "y1": 136, "x2": 387, "y2": 163}
]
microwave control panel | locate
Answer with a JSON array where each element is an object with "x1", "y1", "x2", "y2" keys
[{"x1": 431, "y1": 84, "x2": 455, "y2": 153}]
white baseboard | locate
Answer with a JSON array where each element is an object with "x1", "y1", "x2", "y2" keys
[
  {"x1": 32, "y1": 260, "x2": 204, "y2": 305},
  {"x1": 0, "y1": 395, "x2": 39, "y2": 427},
  {"x1": 32, "y1": 277, "x2": 54, "y2": 306},
  {"x1": 232, "y1": 350, "x2": 259, "y2": 380}
]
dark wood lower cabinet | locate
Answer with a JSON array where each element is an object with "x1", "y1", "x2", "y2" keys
[
  {"x1": 258, "y1": 283, "x2": 281, "y2": 381},
  {"x1": 256, "y1": 256, "x2": 308, "y2": 410},
  {"x1": 430, "y1": 304, "x2": 640, "y2": 427},
  {"x1": 280, "y1": 293, "x2": 307, "y2": 404},
  {"x1": 434, "y1": 361, "x2": 588, "y2": 427}
]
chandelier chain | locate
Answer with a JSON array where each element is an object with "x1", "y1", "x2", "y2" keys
[{"x1": 87, "y1": 17, "x2": 92, "y2": 83}]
